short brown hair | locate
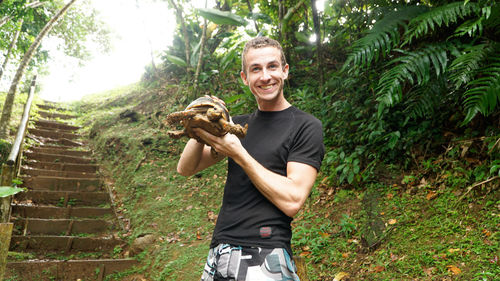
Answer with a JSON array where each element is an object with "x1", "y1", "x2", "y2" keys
[{"x1": 241, "y1": 36, "x2": 287, "y2": 75}]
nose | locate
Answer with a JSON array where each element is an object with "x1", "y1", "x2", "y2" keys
[{"x1": 261, "y1": 68, "x2": 271, "y2": 80}]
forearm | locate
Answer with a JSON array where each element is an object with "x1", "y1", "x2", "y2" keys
[
  {"x1": 233, "y1": 150, "x2": 313, "y2": 217},
  {"x1": 177, "y1": 139, "x2": 209, "y2": 176}
]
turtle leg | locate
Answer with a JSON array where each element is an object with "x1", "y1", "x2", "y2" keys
[
  {"x1": 165, "y1": 110, "x2": 198, "y2": 125},
  {"x1": 167, "y1": 130, "x2": 188, "y2": 139},
  {"x1": 219, "y1": 119, "x2": 248, "y2": 138}
]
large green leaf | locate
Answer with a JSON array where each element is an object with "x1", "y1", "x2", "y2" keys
[
  {"x1": 0, "y1": 186, "x2": 24, "y2": 198},
  {"x1": 166, "y1": 54, "x2": 188, "y2": 68},
  {"x1": 197, "y1": 8, "x2": 247, "y2": 26}
]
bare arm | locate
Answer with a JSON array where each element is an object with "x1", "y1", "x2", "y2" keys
[
  {"x1": 177, "y1": 138, "x2": 224, "y2": 176},
  {"x1": 192, "y1": 128, "x2": 317, "y2": 217}
]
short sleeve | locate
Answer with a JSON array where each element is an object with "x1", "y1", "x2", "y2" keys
[{"x1": 287, "y1": 116, "x2": 325, "y2": 171}]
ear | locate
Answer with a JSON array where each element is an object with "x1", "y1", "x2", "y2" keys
[
  {"x1": 240, "y1": 71, "x2": 248, "y2": 86},
  {"x1": 283, "y1": 64, "x2": 289, "y2": 80}
]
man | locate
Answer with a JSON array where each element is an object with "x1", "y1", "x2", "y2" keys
[{"x1": 176, "y1": 36, "x2": 324, "y2": 281}]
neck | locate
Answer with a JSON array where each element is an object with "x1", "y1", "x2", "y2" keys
[{"x1": 257, "y1": 98, "x2": 291, "y2": 112}]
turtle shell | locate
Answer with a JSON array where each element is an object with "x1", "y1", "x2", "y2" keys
[{"x1": 185, "y1": 96, "x2": 230, "y2": 121}]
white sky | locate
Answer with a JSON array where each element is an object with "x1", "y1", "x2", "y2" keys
[
  {"x1": 17, "y1": 0, "x2": 323, "y2": 102},
  {"x1": 38, "y1": 0, "x2": 176, "y2": 102}
]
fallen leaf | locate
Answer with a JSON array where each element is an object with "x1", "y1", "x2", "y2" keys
[
  {"x1": 426, "y1": 191, "x2": 438, "y2": 200},
  {"x1": 419, "y1": 177, "x2": 428, "y2": 187},
  {"x1": 447, "y1": 265, "x2": 461, "y2": 275},
  {"x1": 482, "y1": 229, "x2": 492, "y2": 237},
  {"x1": 390, "y1": 252, "x2": 398, "y2": 262},
  {"x1": 372, "y1": 265, "x2": 385, "y2": 273},
  {"x1": 386, "y1": 193, "x2": 394, "y2": 199},
  {"x1": 388, "y1": 219, "x2": 397, "y2": 225},
  {"x1": 319, "y1": 232, "x2": 330, "y2": 238},
  {"x1": 333, "y1": 271, "x2": 350, "y2": 281},
  {"x1": 299, "y1": 251, "x2": 311, "y2": 257},
  {"x1": 433, "y1": 254, "x2": 447, "y2": 260},
  {"x1": 448, "y1": 248, "x2": 460, "y2": 254},
  {"x1": 489, "y1": 255, "x2": 498, "y2": 264},
  {"x1": 341, "y1": 252, "x2": 349, "y2": 258},
  {"x1": 196, "y1": 231, "x2": 202, "y2": 240},
  {"x1": 207, "y1": 211, "x2": 217, "y2": 222},
  {"x1": 423, "y1": 267, "x2": 435, "y2": 276}
]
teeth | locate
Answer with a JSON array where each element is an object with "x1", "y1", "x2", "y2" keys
[{"x1": 261, "y1": 85, "x2": 273, "y2": 89}]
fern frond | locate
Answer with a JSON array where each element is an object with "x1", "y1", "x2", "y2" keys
[
  {"x1": 343, "y1": 5, "x2": 428, "y2": 71},
  {"x1": 463, "y1": 52, "x2": 500, "y2": 123},
  {"x1": 449, "y1": 43, "x2": 491, "y2": 88},
  {"x1": 405, "y1": 1, "x2": 481, "y2": 44},
  {"x1": 376, "y1": 44, "x2": 449, "y2": 107},
  {"x1": 453, "y1": 17, "x2": 484, "y2": 37},
  {"x1": 403, "y1": 79, "x2": 446, "y2": 119}
]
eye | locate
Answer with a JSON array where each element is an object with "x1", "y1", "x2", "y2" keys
[
  {"x1": 269, "y1": 63, "x2": 279, "y2": 69},
  {"x1": 251, "y1": 66, "x2": 260, "y2": 72}
]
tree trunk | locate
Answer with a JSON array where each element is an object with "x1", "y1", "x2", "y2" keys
[
  {"x1": 193, "y1": 18, "x2": 207, "y2": 96},
  {"x1": 0, "y1": 19, "x2": 23, "y2": 81},
  {"x1": 0, "y1": 0, "x2": 78, "y2": 139},
  {"x1": 311, "y1": 0, "x2": 324, "y2": 91},
  {"x1": 168, "y1": 0, "x2": 191, "y2": 76},
  {"x1": 245, "y1": 0, "x2": 259, "y2": 33},
  {"x1": 278, "y1": 0, "x2": 284, "y2": 42}
]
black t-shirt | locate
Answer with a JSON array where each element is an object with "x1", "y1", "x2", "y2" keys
[{"x1": 209, "y1": 106, "x2": 325, "y2": 255}]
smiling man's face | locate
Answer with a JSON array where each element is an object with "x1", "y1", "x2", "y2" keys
[{"x1": 240, "y1": 46, "x2": 289, "y2": 111}]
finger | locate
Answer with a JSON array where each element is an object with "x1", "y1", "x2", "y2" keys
[{"x1": 192, "y1": 128, "x2": 215, "y2": 143}]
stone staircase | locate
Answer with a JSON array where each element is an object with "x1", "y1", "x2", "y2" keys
[{"x1": 5, "y1": 103, "x2": 137, "y2": 281}]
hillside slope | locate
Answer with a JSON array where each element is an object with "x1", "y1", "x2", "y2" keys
[{"x1": 71, "y1": 81, "x2": 499, "y2": 280}]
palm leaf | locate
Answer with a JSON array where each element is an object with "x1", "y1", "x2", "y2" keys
[
  {"x1": 405, "y1": 1, "x2": 481, "y2": 44},
  {"x1": 462, "y1": 50, "x2": 500, "y2": 123},
  {"x1": 403, "y1": 78, "x2": 447, "y2": 119},
  {"x1": 376, "y1": 44, "x2": 449, "y2": 109},
  {"x1": 449, "y1": 43, "x2": 491, "y2": 88},
  {"x1": 197, "y1": 8, "x2": 247, "y2": 26},
  {"x1": 343, "y1": 5, "x2": 428, "y2": 70}
]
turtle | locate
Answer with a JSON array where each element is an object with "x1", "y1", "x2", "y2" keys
[{"x1": 165, "y1": 96, "x2": 248, "y2": 156}]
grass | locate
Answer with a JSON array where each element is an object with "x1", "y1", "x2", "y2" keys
[{"x1": 68, "y1": 81, "x2": 499, "y2": 280}]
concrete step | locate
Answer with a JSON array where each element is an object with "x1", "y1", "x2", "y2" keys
[
  {"x1": 5, "y1": 259, "x2": 138, "y2": 281},
  {"x1": 34, "y1": 118, "x2": 81, "y2": 131},
  {"x1": 24, "y1": 161, "x2": 98, "y2": 173},
  {"x1": 11, "y1": 205, "x2": 113, "y2": 219},
  {"x1": 28, "y1": 127, "x2": 81, "y2": 140},
  {"x1": 29, "y1": 146, "x2": 92, "y2": 157},
  {"x1": 27, "y1": 134, "x2": 86, "y2": 147},
  {"x1": 10, "y1": 235, "x2": 123, "y2": 252},
  {"x1": 22, "y1": 176, "x2": 102, "y2": 192},
  {"x1": 12, "y1": 218, "x2": 115, "y2": 235},
  {"x1": 37, "y1": 103, "x2": 69, "y2": 111},
  {"x1": 21, "y1": 166, "x2": 97, "y2": 178},
  {"x1": 38, "y1": 110, "x2": 77, "y2": 120},
  {"x1": 15, "y1": 190, "x2": 110, "y2": 207},
  {"x1": 24, "y1": 151, "x2": 93, "y2": 164}
]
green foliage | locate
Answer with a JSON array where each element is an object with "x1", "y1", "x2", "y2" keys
[
  {"x1": 345, "y1": 0, "x2": 500, "y2": 125},
  {"x1": 404, "y1": 1, "x2": 481, "y2": 44},
  {"x1": 462, "y1": 47, "x2": 500, "y2": 123},
  {"x1": 0, "y1": 186, "x2": 24, "y2": 198},
  {"x1": 344, "y1": 5, "x2": 428, "y2": 69},
  {"x1": 196, "y1": 8, "x2": 247, "y2": 26}
]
